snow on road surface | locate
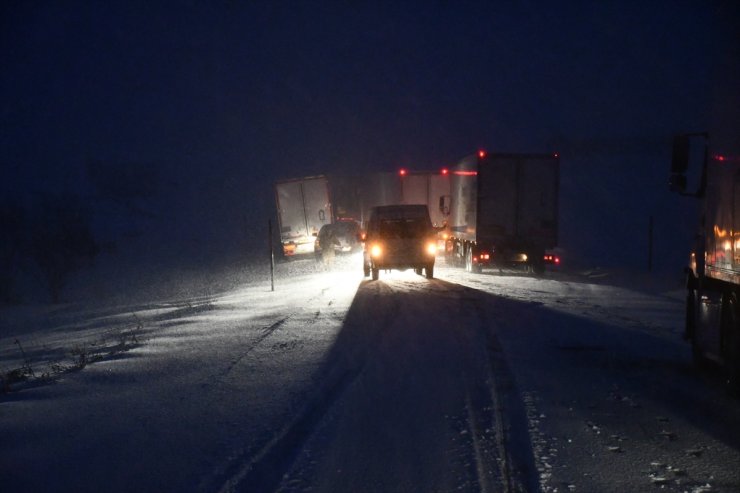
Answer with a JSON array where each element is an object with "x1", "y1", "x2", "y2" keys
[{"x1": 1, "y1": 258, "x2": 739, "y2": 492}]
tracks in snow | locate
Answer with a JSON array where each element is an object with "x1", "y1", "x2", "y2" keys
[{"x1": 212, "y1": 278, "x2": 540, "y2": 493}]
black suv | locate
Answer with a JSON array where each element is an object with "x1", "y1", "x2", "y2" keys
[{"x1": 363, "y1": 205, "x2": 437, "y2": 280}]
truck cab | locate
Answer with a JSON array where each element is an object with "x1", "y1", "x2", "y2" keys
[{"x1": 670, "y1": 134, "x2": 740, "y2": 392}]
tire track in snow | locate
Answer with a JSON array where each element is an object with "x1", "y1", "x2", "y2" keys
[
  {"x1": 462, "y1": 288, "x2": 541, "y2": 493},
  {"x1": 213, "y1": 289, "x2": 332, "y2": 382},
  {"x1": 216, "y1": 365, "x2": 362, "y2": 493},
  {"x1": 216, "y1": 316, "x2": 290, "y2": 379}
]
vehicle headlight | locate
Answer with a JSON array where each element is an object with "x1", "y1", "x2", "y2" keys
[
  {"x1": 426, "y1": 242, "x2": 437, "y2": 256},
  {"x1": 370, "y1": 244, "x2": 382, "y2": 258}
]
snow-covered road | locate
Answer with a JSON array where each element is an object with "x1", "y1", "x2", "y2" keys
[{"x1": 1, "y1": 260, "x2": 739, "y2": 492}]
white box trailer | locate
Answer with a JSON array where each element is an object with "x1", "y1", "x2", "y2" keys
[
  {"x1": 447, "y1": 151, "x2": 560, "y2": 273},
  {"x1": 274, "y1": 176, "x2": 332, "y2": 256},
  {"x1": 399, "y1": 170, "x2": 451, "y2": 228},
  {"x1": 399, "y1": 169, "x2": 450, "y2": 228}
]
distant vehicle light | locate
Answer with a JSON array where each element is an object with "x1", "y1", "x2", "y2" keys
[
  {"x1": 481, "y1": 253, "x2": 490, "y2": 260},
  {"x1": 441, "y1": 168, "x2": 449, "y2": 175},
  {"x1": 554, "y1": 152, "x2": 559, "y2": 158},
  {"x1": 544, "y1": 254, "x2": 561, "y2": 264},
  {"x1": 399, "y1": 168, "x2": 407, "y2": 176},
  {"x1": 370, "y1": 244, "x2": 383, "y2": 258},
  {"x1": 426, "y1": 242, "x2": 437, "y2": 256},
  {"x1": 521, "y1": 253, "x2": 528, "y2": 261},
  {"x1": 452, "y1": 170, "x2": 478, "y2": 176},
  {"x1": 478, "y1": 150, "x2": 486, "y2": 159}
]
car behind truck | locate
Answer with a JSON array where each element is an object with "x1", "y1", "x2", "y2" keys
[
  {"x1": 446, "y1": 151, "x2": 560, "y2": 274},
  {"x1": 670, "y1": 134, "x2": 740, "y2": 391}
]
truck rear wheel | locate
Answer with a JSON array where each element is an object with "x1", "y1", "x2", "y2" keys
[
  {"x1": 426, "y1": 264, "x2": 434, "y2": 279},
  {"x1": 371, "y1": 266, "x2": 379, "y2": 281},
  {"x1": 465, "y1": 248, "x2": 473, "y2": 272},
  {"x1": 721, "y1": 291, "x2": 740, "y2": 394},
  {"x1": 686, "y1": 287, "x2": 708, "y2": 368}
]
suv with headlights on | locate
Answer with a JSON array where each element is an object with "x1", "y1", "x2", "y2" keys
[{"x1": 363, "y1": 205, "x2": 437, "y2": 280}]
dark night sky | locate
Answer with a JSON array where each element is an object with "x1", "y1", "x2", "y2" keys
[{"x1": 2, "y1": 1, "x2": 738, "y2": 277}]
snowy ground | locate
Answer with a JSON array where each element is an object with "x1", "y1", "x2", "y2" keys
[{"x1": 1, "y1": 256, "x2": 739, "y2": 492}]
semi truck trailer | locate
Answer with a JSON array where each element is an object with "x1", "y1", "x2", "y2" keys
[
  {"x1": 446, "y1": 151, "x2": 560, "y2": 274},
  {"x1": 274, "y1": 176, "x2": 332, "y2": 257}
]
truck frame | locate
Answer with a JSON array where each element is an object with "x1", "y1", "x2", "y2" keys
[{"x1": 670, "y1": 133, "x2": 740, "y2": 391}]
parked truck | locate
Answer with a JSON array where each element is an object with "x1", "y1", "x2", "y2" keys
[
  {"x1": 274, "y1": 176, "x2": 333, "y2": 256},
  {"x1": 669, "y1": 133, "x2": 740, "y2": 391},
  {"x1": 446, "y1": 151, "x2": 560, "y2": 274}
]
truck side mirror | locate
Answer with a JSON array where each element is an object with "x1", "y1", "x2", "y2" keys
[
  {"x1": 669, "y1": 174, "x2": 687, "y2": 193},
  {"x1": 669, "y1": 135, "x2": 690, "y2": 193},
  {"x1": 671, "y1": 135, "x2": 690, "y2": 174},
  {"x1": 439, "y1": 195, "x2": 451, "y2": 215}
]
